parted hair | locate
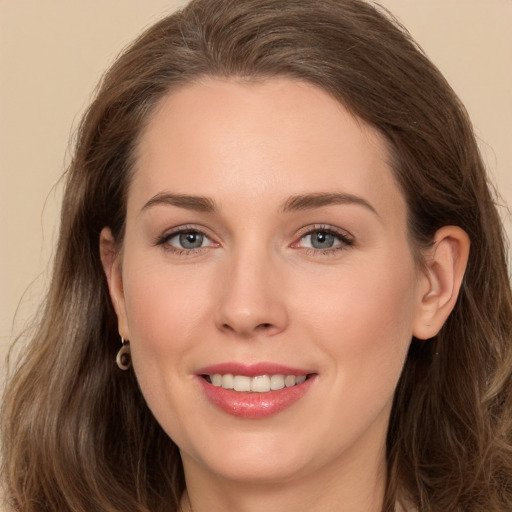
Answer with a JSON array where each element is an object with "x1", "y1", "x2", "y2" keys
[{"x1": 2, "y1": 1, "x2": 512, "y2": 511}]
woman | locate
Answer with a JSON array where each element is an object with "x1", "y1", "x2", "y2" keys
[{"x1": 2, "y1": 0, "x2": 511, "y2": 511}]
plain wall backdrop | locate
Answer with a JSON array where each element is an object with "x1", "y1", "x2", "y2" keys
[{"x1": 1, "y1": 1, "x2": 511, "y2": 381}]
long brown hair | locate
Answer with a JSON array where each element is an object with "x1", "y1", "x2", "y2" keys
[{"x1": 2, "y1": 1, "x2": 511, "y2": 510}]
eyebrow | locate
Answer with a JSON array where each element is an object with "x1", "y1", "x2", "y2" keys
[
  {"x1": 281, "y1": 192, "x2": 379, "y2": 216},
  {"x1": 140, "y1": 191, "x2": 378, "y2": 217},
  {"x1": 141, "y1": 192, "x2": 218, "y2": 213}
]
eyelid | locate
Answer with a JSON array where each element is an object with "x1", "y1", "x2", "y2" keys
[
  {"x1": 152, "y1": 223, "x2": 353, "y2": 255},
  {"x1": 293, "y1": 224, "x2": 353, "y2": 241},
  {"x1": 291, "y1": 224, "x2": 354, "y2": 252},
  {"x1": 153, "y1": 224, "x2": 219, "y2": 253}
]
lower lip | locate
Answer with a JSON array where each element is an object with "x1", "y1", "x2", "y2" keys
[{"x1": 198, "y1": 376, "x2": 316, "y2": 419}]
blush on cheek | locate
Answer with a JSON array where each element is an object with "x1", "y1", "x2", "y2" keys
[
  {"x1": 332, "y1": 270, "x2": 415, "y2": 365},
  {"x1": 124, "y1": 271, "x2": 210, "y2": 365},
  {"x1": 123, "y1": 277, "x2": 176, "y2": 351}
]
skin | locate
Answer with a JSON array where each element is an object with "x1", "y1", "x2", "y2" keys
[{"x1": 101, "y1": 78, "x2": 469, "y2": 512}]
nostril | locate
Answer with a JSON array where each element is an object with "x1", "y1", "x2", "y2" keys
[{"x1": 255, "y1": 322, "x2": 275, "y2": 333}]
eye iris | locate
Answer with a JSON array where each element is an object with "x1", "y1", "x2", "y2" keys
[
  {"x1": 179, "y1": 231, "x2": 204, "y2": 249},
  {"x1": 311, "y1": 231, "x2": 335, "y2": 249}
]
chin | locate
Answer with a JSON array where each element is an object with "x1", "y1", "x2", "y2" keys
[{"x1": 180, "y1": 428, "x2": 321, "y2": 485}]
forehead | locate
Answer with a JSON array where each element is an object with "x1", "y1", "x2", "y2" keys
[{"x1": 131, "y1": 77, "x2": 405, "y2": 220}]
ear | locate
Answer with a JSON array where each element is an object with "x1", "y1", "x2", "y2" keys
[
  {"x1": 412, "y1": 226, "x2": 470, "y2": 340},
  {"x1": 99, "y1": 227, "x2": 130, "y2": 340}
]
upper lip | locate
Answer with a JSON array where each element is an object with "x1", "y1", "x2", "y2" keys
[{"x1": 197, "y1": 362, "x2": 314, "y2": 377}]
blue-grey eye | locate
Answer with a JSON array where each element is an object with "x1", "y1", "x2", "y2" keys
[
  {"x1": 178, "y1": 231, "x2": 205, "y2": 249},
  {"x1": 297, "y1": 229, "x2": 349, "y2": 251},
  {"x1": 158, "y1": 228, "x2": 216, "y2": 253},
  {"x1": 306, "y1": 230, "x2": 337, "y2": 249}
]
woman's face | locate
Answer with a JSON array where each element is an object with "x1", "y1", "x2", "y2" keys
[{"x1": 110, "y1": 78, "x2": 430, "y2": 486}]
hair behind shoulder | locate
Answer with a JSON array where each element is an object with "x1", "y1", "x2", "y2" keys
[{"x1": 2, "y1": 1, "x2": 512, "y2": 511}]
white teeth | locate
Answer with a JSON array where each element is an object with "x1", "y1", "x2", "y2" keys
[
  {"x1": 233, "y1": 375, "x2": 251, "y2": 392},
  {"x1": 221, "y1": 374, "x2": 234, "y2": 389},
  {"x1": 209, "y1": 373, "x2": 308, "y2": 392},
  {"x1": 296, "y1": 374, "x2": 306, "y2": 384},
  {"x1": 284, "y1": 375, "x2": 296, "y2": 387},
  {"x1": 270, "y1": 374, "x2": 285, "y2": 390},
  {"x1": 251, "y1": 375, "x2": 271, "y2": 392}
]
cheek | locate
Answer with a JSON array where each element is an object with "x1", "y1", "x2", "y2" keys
[
  {"x1": 294, "y1": 257, "x2": 419, "y2": 449},
  {"x1": 119, "y1": 259, "x2": 216, "y2": 435},
  {"x1": 300, "y1": 253, "x2": 418, "y2": 383},
  {"x1": 121, "y1": 258, "x2": 214, "y2": 367}
]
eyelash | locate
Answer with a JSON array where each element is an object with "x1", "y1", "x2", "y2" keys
[
  {"x1": 292, "y1": 224, "x2": 354, "y2": 256},
  {"x1": 154, "y1": 225, "x2": 217, "y2": 255},
  {"x1": 154, "y1": 224, "x2": 354, "y2": 256}
]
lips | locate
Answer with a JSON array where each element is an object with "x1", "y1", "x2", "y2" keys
[{"x1": 197, "y1": 363, "x2": 316, "y2": 418}]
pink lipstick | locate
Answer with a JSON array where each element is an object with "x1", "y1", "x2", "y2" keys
[{"x1": 197, "y1": 363, "x2": 316, "y2": 419}]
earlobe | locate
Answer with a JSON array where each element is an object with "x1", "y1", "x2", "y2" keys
[
  {"x1": 412, "y1": 226, "x2": 470, "y2": 340},
  {"x1": 99, "y1": 227, "x2": 130, "y2": 339}
]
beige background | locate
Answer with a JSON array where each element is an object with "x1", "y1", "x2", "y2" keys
[{"x1": 1, "y1": 0, "x2": 511, "y2": 378}]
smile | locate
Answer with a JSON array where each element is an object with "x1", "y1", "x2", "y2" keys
[
  {"x1": 205, "y1": 373, "x2": 308, "y2": 392},
  {"x1": 198, "y1": 364, "x2": 317, "y2": 419}
]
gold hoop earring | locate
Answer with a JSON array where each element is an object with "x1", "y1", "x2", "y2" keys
[{"x1": 116, "y1": 338, "x2": 131, "y2": 370}]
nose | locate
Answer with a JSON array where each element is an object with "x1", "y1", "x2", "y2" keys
[{"x1": 215, "y1": 246, "x2": 289, "y2": 338}]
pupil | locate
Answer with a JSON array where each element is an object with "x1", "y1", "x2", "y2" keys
[
  {"x1": 312, "y1": 231, "x2": 334, "y2": 249},
  {"x1": 180, "y1": 232, "x2": 203, "y2": 249}
]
